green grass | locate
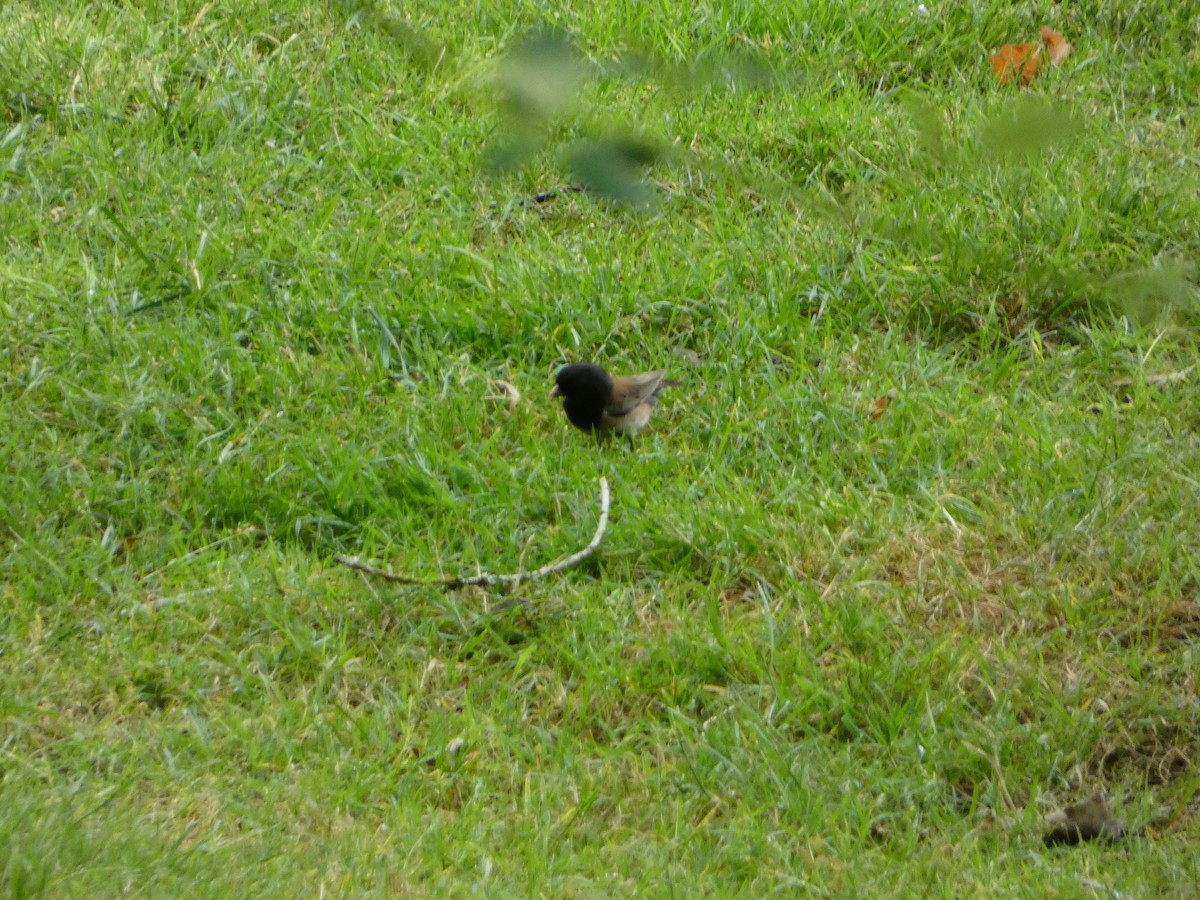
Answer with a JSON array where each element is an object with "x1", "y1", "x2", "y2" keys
[{"x1": 3, "y1": 0, "x2": 1199, "y2": 894}]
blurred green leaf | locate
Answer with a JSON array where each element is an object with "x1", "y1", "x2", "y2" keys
[
  {"x1": 899, "y1": 91, "x2": 952, "y2": 165},
  {"x1": 567, "y1": 136, "x2": 663, "y2": 206},
  {"x1": 343, "y1": 1, "x2": 442, "y2": 70},
  {"x1": 980, "y1": 97, "x2": 1081, "y2": 160},
  {"x1": 497, "y1": 30, "x2": 584, "y2": 123},
  {"x1": 483, "y1": 134, "x2": 543, "y2": 175},
  {"x1": 689, "y1": 46, "x2": 776, "y2": 92},
  {"x1": 1106, "y1": 258, "x2": 1197, "y2": 323},
  {"x1": 485, "y1": 29, "x2": 586, "y2": 173}
]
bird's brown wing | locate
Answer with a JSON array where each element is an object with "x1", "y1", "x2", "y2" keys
[{"x1": 606, "y1": 370, "x2": 669, "y2": 417}]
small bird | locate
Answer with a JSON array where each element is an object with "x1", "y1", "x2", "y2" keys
[
  {"x1": 1043, "y1": 790, "x2": 1127, "y2": 847},
  {"x1": 551, "y1": 362, "x2": 677, "y2": 436}
]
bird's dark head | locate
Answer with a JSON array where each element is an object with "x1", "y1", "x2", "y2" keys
[
  {"x1": 552, "y1": 362, "x2": 613, "y2": 401},
  {"x1": 551, "y1": 362, "x2": 614, "y2": 430}
]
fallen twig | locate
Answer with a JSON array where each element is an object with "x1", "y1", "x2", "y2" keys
[
  {"x1": 335, "y1": 477, "x2": 610, "y2": 589},
  {"x1": 122, "y1": 586, "x2": 222, "y2": 616},
  {"x1": 1113, "y1": 365, "x2": 1194, "y2": 389}
]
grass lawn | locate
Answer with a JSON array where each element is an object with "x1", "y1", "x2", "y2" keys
[{"x1": 2, "y1": 0, "x2": 1199, "y2": 894}]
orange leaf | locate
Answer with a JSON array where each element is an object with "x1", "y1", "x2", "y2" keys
[
  {"x1": 1040, "y1": 27, "x2": 1071, "y2": 65},
  {"x1": 990, "y1": 42, "x2": 1042, "y2": 85},
  {"x1": 990, "y1": 26, "x2": 1072, "y2": 86},
  {"x1": 868, "y1": 394, "x2": 893, "y2": 422}
]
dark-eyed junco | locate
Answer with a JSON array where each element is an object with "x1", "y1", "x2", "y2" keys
[
  {"x1": 551, "y1": 362, "x2": 678, "y2": 436},
  {"x1": 1043, "y1": 790, "x2": 1127, "y2": 847}
]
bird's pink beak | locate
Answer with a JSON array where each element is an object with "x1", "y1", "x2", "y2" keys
[{"x1": 550, "y1": 386, "x2": 561, "y2": 398}]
